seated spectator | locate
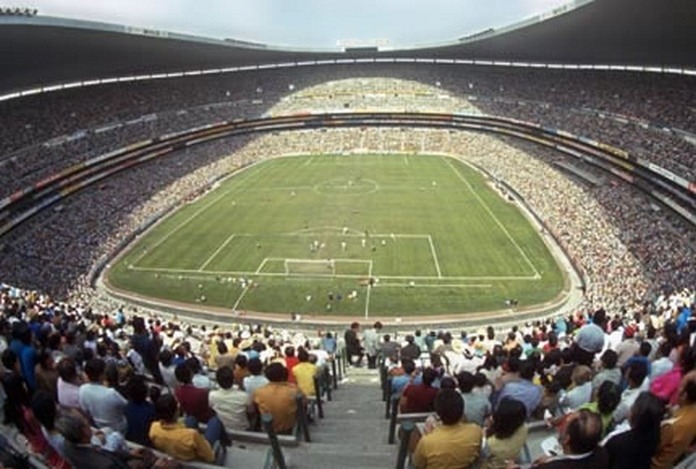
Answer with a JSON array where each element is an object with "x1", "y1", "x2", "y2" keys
[
  {"x1": 214, "y1": 341, "x2": 235, "y2": 370},
  {"x1": 650, "y1": 342, "x2": 674, "y2": 380},
  {"x1": 125, "y1": 375, "x2": 157, "y2": 446},
  {"x1": 400, "y1": 367, "x2": 439, "y2": 414},
  {"x1": 185, "y1": 357, "x2": 211, "y2": 390},
  {"x1": 579, "y1": 381, "x2": 621, "y2": 437},
  {"x1": 613, "y1": 360, "x2": 648, "y2": 424},
  {"x1": 457, "y1": 371, "x2": 491, "y2": 426},
  {"x1": 592, "y1": 350, "x2": 621, "y2": 391},
  {"x1": 173, "y1": 362, "x2": 215, "y2": 424},
  {"x1": 57, "y1": 357, "x2": 82, "y2": 409},
  {"x1": 291, "y1": 347, "x2": 318, "y2": 398},
  {"x1": 253, "y1": 362, "x2": 298, "y2": 434},
  {"x1": 496, "y1": 360, "x2": 542, "y2": 418},
  {"x1": 209, "y1": 366, "x2": 248, "y2": 431},
  {"x1": 623, "y1": 341, "x2": 652, "y2": 377},
  {"x1": 391, "y1": 359, "x2": 421, "y2": 398},
  {"x1": 483, "y1": 398, "x2": 528, "y2": 469},
  {"x1": 149, "y1": 394, "x2": 222, "y2": 464},
  {"x1": 232, "y1": 354, "x2": 249, "y2": 388},
  {"x1": 650, "y1": 345, "x2": 695, "y2": 406},
  {"x1": 1, "y1": 349, "x2": 30, "y2": 431},
  {"x1": 603, "y1": 392, "x2": 665, "y2": 469},
  {"x1": 58, "y1": 412, "x2": 171, "y2": 469},
  {"x1": 284, "y1": 346, "x2": 299, "y2": 383},
  {"x1": 79, "y1": 358, "x2": 128, "y2": 433},
  {"x1": 413, "y1": 388, "x2": 482, "y2": 469},
  {"x1": 558, "y1": 365, "x2": 593, "y2": 414},
  {"x1": 651, "y1": 371, "x2": 696, "y2": 469},
  {"x1": 243, "y1": 357, "x2": 269, "y2": 401},
  {"x1": 400, "y1": 335, "x2": 421, "y2": 362}
]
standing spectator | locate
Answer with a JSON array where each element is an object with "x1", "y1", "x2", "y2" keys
[
  {"x1": 9, "y1": 322, "x2": 37, "y2": 391},
  {"x1": 363, "y1": 321, "x2": 382, "y2": 369},
  {"x1": 173, "y1": 363, "x2": 215, "y2": 424},
  {"x1": 413, "y1": 389, "x2": 482, "y2": 469},
  {"x1": 401, "y1": 335, "x2": 422, "y2": 362},
  {"x1": 344, "y1": 322, "x2": 363, "y2": 367},
  {"x1": 130, "y1": 317, "x2": 163, "y2": 384},
  {"x1": 400, "y1": 367, "x2": 439, "y2": 414},
  {"x1": 34, "y1": 349, "x2": 58, "y2": 398},
  {"x1": 56, "y1": 357, "x2": 83, "y2": 409},
  {"x1": 158, "y1": 350, "x2": 178, "y2": 391},
  {"x1": 1, "y1": 349, "x2": 30, "y2": 431},
  {"x1": 284, "y1": 346, "x2": 299, "y2": 384},
  {"x1": 321, "y1": 332, "x2": 337, "y2": 355}
]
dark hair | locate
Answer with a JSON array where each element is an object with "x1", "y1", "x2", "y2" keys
[
  {"x1": 265, "y1": 362, "x2": 288, "y2": 382},
  {"x1": 297, "y1": 347, "x2": 310, "y2": 362},
  {"x1": 185, "y1": 357, "x2": 202, "y2": 374},
  {"x1": 457, "y1": 371, "x2": 476, "y2": 394},
  {"x1": 434, "y1": 389, "x2": 464, "y2": 425},
  {"x1": 159, "y1": 349, "x2": 173, "y2": 367},
  {"x1": 519, "y1": 360, "x2": 536, "y2": 381},
  {"x1": 600, "y1": 350, "x2": 618, "y2": 370},
  {"x1": 174, "y1": 363, "x2": 193, "y2": 384},
  {"x1": 216, "y1": 366, "x2": 234, "y2": 389},
  {"x1": 422, "y1": 368, "x2": 438, "y2": 387},
  {"x1": 32, "y1": 391, "x2": 57, "y2": 431},
  {"x1": 683, "y1": 377, "x2": 696, "y2": 404},
  {"x1": 235, "y1": 354, "x2": 248, "y2": 368},
  {"x1": 474, "y1": 372, "x2": 488, "y2": 388},
  {"x1": 439, "y1": 376, "x2": 457, "y2": 390},
  {"x1": 285, "y1": 346, "x2": 295, "y2": 358},
  {"x1": 626, "y1": 361, "x2": 648, "y2": 388},
  {"x1": 596, "y1": 381, "x2": 622, "y2": 415},
  {"x1": 628, "y1": 392, "x2": 665, "y2": 458},
  {"x1": 217, "y1": 341, "x2": 228, "y2": 355},
  {"x1": 639, "y1": 342, "x2": 652, "y2": 358},
  {"x1": 402, "y1": 359, "x2": 416, "y2": 375},
  {"x1": 248, "y1": 357, "x2": 263, "y2": 375},
  {"x1": 155, "y1": 394, "x2": 179, "y2": 422},
  {"x1": 1, "y1": 349, "x2": 17, "y2": 369},
  {"x1": 491, "y1": 398, "x2": 526, "y2": 439},
  {"x1": 127, "y1": 375, "x2": 149, "y2": 403},
  {"x1": 564, "y1": 409, "x2": 603, "y2": 454},
  {"x1": 84, "y1": 358, "x2": 106, "y2": 382},
  {"x1": 57, "y1": 357, "x2": 78, "y2": 382}
]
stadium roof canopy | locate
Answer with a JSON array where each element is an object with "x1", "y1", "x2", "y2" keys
[{"x1": 1, "y1": 0, "x2": 694, "y2": 94}]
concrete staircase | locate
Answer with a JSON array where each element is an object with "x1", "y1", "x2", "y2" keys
[{"x1": 286, "y1": 366, "x2": 398, "y2": 469}]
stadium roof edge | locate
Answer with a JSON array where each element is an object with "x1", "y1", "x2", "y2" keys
[{"x1": 0, "y1": 0, "x2": 694, "y2": 94}]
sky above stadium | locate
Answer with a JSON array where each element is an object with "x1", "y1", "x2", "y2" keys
[{"x1": 28, "y1": 0, "x2": 570, "y2": 48}]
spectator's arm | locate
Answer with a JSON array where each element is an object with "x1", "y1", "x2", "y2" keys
[{"x1": 193, "y1": 431, "x2": 215, "y2": 463}]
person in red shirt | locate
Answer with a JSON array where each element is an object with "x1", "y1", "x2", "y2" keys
[
  {"x1": 400, "y1": 367, "x2": 439, "y2": 413},
  {"x1": 285, "y1": 346, "x2": 300, "y2": 384},
  {"x1": 174, "y1": 363, "x2": 215, "y2": 424}
]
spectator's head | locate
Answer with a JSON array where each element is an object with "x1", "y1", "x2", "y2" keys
[
  {"x1": 561, "y1": 409, "x2": 603, "y2": 455},
  {"x1": 155, "y1": 394, "x2": 179, "y2": 423},
  {"x1": 217, "y1": 341, "x2": 228, "y2": 355},
  {"x1": 1, "y1": 349, "x2": 18, "y2": 372},
  {"x1": 57, "y1": 357, "x2": 78, "y2": 383},
  {"x1": 235, "y1": 354, "x2": 248, "y2": 368},
  {"x1": 159, "y1": 349, "x2": 173, "y2": 367},
  {"x1": 174, "y1": 363, "x2": 193, "y2": 385},
  {"x1": 547, "y1": 332, "x2": 558, "y2": 347},
  {"x1": 84, "y1": 358, "x2": 105, "y2": 383},
  {"x1": 297, "y1": 347, "x2": 310, "y2": 363},
  {"x1": 456, "y1": 371, "x2": 476, "y2": 394},
  {"x1": 596, "y1": 381, "x2": 622, "y2": 415},
  {"x1": 126, "y1": 375, "x2": 149, "y2": 404},
  {"x1": 519, "y1": 360, "x2": 536, "y2": 381},
  {"x1": 37, "y1": 349, "x2": 54, "y2": 370},
  {"x1": 422, "y1": 367, "x2": 438, "y2": 387},
  {"x1": 491, "y1": 398, "x2": 526, "y2": 439},
  {"x1": 434, "y1": 389, "x2": 464, "y2": 425},
  {"x1": 402, "y1": 359, "x2": 416, "y2": 375},
  {"x1": 625, "y1": 361, "x2": 648, "y2": 389},
  {"x1": 639, "y1": 341, "x2": 652, "y2": 358},
  {"x1": 248, "y1": 357, "x2": 263, "y2": 376},
  {"x1": 628, "y1": 392, "x2": 665, "y2": 452},
  {"x1": 265, "y1": 362, "x2": 289, "y2": 383},
  {"x1": 571, "y1": 365, "x2": 592, "y2": 386},
  {"x1": 600, "y1": 350, "x2": 618, "y2": 370},
  {"x1": 373, "y1": 321, "x2": 383, "y2": 330},
  {"x1": 57, "y1": 413, "x2": 92, "y2": 445},
  {"x1": 350, "y1": 322, "x2": 360, "y2": 331},
  {"x1": 216, "y1": 366, "x2": 234, "y2": 390},
  {"x1": 185, "y1": 357, "x2": 202, "y2": 374},
  {"x1": 439, "y1": 376, "x2": 457, "y2": 390},
  {"x1": 678, "y1": 370, "x2": 696, "y2": 406},
  {"x1": 285, "y1": 346, "x2": 296, "y2": 358}
]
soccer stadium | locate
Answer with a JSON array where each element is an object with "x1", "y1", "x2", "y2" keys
[{"x1": 0, "y1": 0, "x2": 695, "y2": 468}]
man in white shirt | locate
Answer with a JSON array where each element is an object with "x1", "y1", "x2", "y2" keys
[
  {"x1": 209, "y1": 366, "x2": 248, "y2": 431},
  {"x1": 78, "y1": 358, "x2": 127, "y2": 433},
  {"x1": 243, "y1": 357, "x2": 269, "y2": 409},
  {"x1": 613, "y1": 360, "x2": 649, "y2": 424}
]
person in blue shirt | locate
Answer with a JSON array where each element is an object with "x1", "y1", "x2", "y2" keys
[{"x1": 9, "y1": 321, "x2": 37, "y2": 391}]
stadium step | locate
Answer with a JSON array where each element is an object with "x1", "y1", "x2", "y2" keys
[{"x1": 286, "y1": 367, "x2": 398, "y2": 469}]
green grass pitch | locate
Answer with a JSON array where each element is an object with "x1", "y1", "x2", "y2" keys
[{"x1": 107, "y1": 154, "x2": 565, "y2": 317}]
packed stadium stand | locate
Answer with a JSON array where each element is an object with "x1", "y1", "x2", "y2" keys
[{"x1": 1, "y1": 0, "x2": 695, "y2": 468}]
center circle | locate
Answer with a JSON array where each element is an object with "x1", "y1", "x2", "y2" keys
[{"x1": 315, "y1": 178, "x2": 378, "y2": 195}]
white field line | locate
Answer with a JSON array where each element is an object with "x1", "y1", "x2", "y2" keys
[
  {"x1": 131, "y1": 188, "x2": 232, "y2": 266},
  {"x1": 303, "y1": 156, "x2": 313, "y2": 166},
  {"x1": 256, "y1": 258, "x2": 270, "y2": 274},
  {"x1": 377, "y1": 283, "x2": 492, "y2": 288},
  {"x1": 129, "y1": 265, "x2": 538, "y2": 281},
  {"x1": 198, "y1": 234, "x2": 236, "y2": 271},
  {"x1": 444, "y1": 157, "x2": 540, "y2": 278},
  {"x1": 427, "y1": 235, "x2": 443, "y2": 278},
  {"x1": 404, "y1": 155, "x2": 409, "y2": 165},
  {"x1": 231, "y1": 284, "x2": 251, "y2": 311},
  {"x1": 365, "y1": 260, "x2": 373, "y2": 319}
]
